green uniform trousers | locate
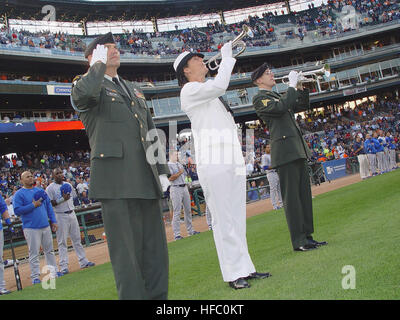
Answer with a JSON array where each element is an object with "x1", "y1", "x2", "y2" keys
[
  {"x1": 100, "y1": 198, "x2": 169, "y2": 300},
  {"x1": 277, "y1": 159, "x2": 314, "y2": 249}
]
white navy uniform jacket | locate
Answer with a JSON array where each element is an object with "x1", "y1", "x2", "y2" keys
[{"x1": 180, "y1": 56, "x2": 242, "y2": 164}]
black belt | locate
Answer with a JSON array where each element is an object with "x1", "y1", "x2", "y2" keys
[
  {"x1": 172, "y1": 184, "x2": 186, "y2": 187},
  {"x1": 61, "y1": 210, "x2": 73, "y2": 214}
]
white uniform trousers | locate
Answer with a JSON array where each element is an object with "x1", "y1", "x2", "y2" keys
[
  {"x1": 389, "y1": 149, "x2": 397, "y2": 169},
  {"x1": 383, "y1": 148, "x2": 390, "y2": 172},
  {"x1": 367, "y1": 153, "x2": 377, "y2": 175},
  {"x1": 376, "y1": 151, "x2": 385, "y2": 173},
  {"x1": 56, "y1": 212, "x2": 89, "y2": 271},
  {"x1": 170, "y1": 185, "x2": 194, "y2": 238},
  {"x1": 197, "y1": 148, "x2": 256, "y2": 282},
  {"x1": 357, "y1": 154, "x2": 370, "y2": 179},
  {"x1": 23, "y1": 227, "x2": 58, "y2": 281},
  {"x1": 266, "y1": 170, "x2": 283, "y2": 209}
]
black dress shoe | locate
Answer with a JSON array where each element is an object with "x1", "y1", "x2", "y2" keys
[
  {"x1": 229, "y1": 278, "x2": 251, "y2": 289},
  {"x1": 245, "y1": 272, "x2": 271, "y2": 280},
  {"x1": 310, "y1": 239, "x2": 328, "y2": 246},
  {"x1": 307, "y1": 237, "x2": 328, "y2": 247},
  {"x1": 294, "y1": 243, "x2": 318, "y2": 251}
]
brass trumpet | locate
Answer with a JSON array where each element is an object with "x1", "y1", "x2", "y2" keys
[
  {"x1": 205, "y1": 25, "x2": 254, "y2": 71},
  {"x1": 275, "y1": 64, "x2": 331, "y2": 84}
]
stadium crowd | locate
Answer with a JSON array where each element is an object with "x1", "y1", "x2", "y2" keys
[
  {"x1": 0, "y1": 150, "x2": 93, "y2": 209},
  {"x1": 0, "y1": 0, "x2": 399, "y2": 60}
]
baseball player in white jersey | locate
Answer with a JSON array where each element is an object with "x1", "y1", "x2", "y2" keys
[
  {"x1": 261, "y1": 144, "x2": 283, "y2": 210},
  {"x1": 46, "y1": 168, "x2": 95, "y2": 275},
  {"x1": 168, "y1": 150, "x2": 199, "y2": 240},
  {"x1": 173, "y1": 42, "x2": 270, "y2": 289}
]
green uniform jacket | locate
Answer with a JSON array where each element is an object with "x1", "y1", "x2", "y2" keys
[
  {"x1": 71, "y1": 62, "x2": 169, "y2": 199},
  {"x1": 253, "y1": 87, "x2": 312, "y2": 169}
]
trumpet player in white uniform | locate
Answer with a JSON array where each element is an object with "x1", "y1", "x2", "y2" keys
[{"x1": 173, "y1": 42, "x2": 270, "y2": 289}]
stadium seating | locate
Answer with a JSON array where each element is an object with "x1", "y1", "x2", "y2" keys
[{"x1": 1, "y1": 1, "x2": 398, "y2": 58}]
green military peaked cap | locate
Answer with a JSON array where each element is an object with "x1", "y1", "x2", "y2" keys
[
  {"x1": 251, "y1": 62, "x2": 273, "y2": 82},
  {"x1": 84, "y1": 32, "x2": 115, "y2": 58}
]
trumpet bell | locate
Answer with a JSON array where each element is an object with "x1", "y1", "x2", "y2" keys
[
  {"x1": 243, "y1": 25, "x2": 254, "y2": 38},
  {"x1": 205, "y1": 24, "x2": 253, "y2": 71}
]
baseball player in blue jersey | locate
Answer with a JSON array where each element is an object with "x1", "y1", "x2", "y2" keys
[
  {"x1": 386, "y1": 133, "x2": 397, "y2": 170},
  {"x1": 364, "y1": 134, "x2": 377, "y2": 176},
  {"x1": 0, "y1": 195, "x2": 12, "y2": 295},
  {"x1": 373, "y1": 132, "x2": 385, "y2": 174},
  {"x1": 13, "y1": 171, "x2": 62, "y2": 284},
  {"x1": 353, "y1": 136, "x2": 369, "y2": 179},
  {"x1": 378, "y1": 130, "x2": 390, "y2": 172}
]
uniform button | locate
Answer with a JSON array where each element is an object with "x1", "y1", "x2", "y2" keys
[
  {"x1": 135, "y1": 114, "x2": 138, "y2": 118},
  {"x1": 112, "y1": 98, "x2": 115, "y2": 102},
  {"x1": 141, "y1": 137, "x2": 144, "y2": 142},
  {"x1": 283, "y1": 136, "x2": 286, "y2": 139},
  {"x1": 100, "y1": 153, "x2": 104, "y2": 157},
  {"x1": 131, "y1": 101, "x2": 135, "y2": 106},
  {"x1": 140, "y1": 124, "x2": 143, "y2": 128}
]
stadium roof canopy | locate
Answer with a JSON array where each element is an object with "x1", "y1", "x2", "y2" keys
[{"x1": 2, "y1": 0, "x2": 286, "y2": 21}]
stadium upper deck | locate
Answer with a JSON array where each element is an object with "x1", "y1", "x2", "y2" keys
[
  {"x1": 1, "y1": 1, "x2": 399, "y2": 57},
  {"x1": 2, "y1": 0, "x2": 285, "y2": 21}
]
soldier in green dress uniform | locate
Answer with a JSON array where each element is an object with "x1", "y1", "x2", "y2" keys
[
  {"x1": 251, "y1": 63, "x2": 327, "y2": 252},
  {"x1": 70, "y1": 33, "x2": 169, "y2": 299}
]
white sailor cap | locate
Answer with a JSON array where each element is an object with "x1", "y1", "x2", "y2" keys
[{"x1": 173, "y1": 51, "x2": 204, "y2": 73}]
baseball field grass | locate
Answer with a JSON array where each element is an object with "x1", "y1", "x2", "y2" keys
[{"x1": 1, "y1": 169, "x2": 399, "y2": 300}]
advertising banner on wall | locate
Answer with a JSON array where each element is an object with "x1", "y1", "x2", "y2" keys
[{"x1": 321, "y1": 158, "x2": 347, "y2": 180}]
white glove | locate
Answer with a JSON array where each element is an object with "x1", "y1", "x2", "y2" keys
[
  {"x1": 90, "y1": 44, "x2": 108, "y2": 67},
  {"x1": 297, "y1": 71, "x2": 306, "y2": 82},
  {"x1": 221, "y1": 41, "x2": 233, "y2": 59},
  {"x1": 159, "y1": 174, "x2": 171, "y2": 192},
  {"x1": 288, "y1": 70, "x2": 299, "y2": 88}
]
